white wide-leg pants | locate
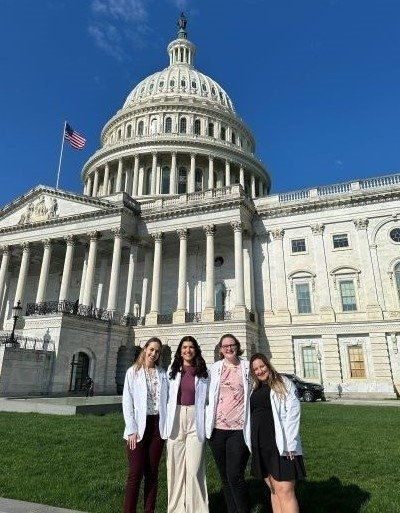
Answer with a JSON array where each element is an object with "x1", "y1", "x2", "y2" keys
[{"x1": 167, "y1": 405, "x2": 209, "y2": 513}]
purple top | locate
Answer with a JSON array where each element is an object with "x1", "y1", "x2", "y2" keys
[{"x1": 177, "y1": 365, "x2": 196, "y2": 406}]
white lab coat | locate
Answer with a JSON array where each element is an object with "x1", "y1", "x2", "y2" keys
[
  {"x1": 165, "y1": 366, "x2": 209, "y2": 442},
  {"x1": 265, "y1": 377, "x2": 303, "y2": 456},
  {"x1": 122, "y1": 365, "x2": 168, "y2": 441},
  {"x1": 205, "y1": 358, "x2": 251, "y2": 451}
]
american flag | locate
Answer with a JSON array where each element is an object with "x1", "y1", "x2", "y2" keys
[{"x1": 64, "y1": 123, "x2": 86, "y2": 150}]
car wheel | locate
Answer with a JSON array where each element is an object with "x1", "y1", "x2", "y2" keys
[{"x1": 303, "y1": 390, "x2": 315, "y2": 402}]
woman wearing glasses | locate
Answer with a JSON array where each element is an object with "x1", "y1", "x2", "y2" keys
[{"x1": 205, "y1": 333, "x2": 251, "y2": 513}]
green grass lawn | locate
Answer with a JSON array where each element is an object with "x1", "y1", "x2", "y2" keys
[{"x1": 0, "y1": 405, "x2": 399, "y2": 513}]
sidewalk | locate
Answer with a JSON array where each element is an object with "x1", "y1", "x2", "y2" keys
[
  {"x1": 0, "y1": 498, "x2": 87, "y2": 513},
  {"x1": 324, "y1": 397, "x2": 400, "y2": 407}
]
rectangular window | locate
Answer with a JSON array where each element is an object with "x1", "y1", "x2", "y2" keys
[
  {"x1": 291, "y1": 238, "x2": 307, "y2": 253},
  {"x1": 340, "y1": 280, "x2": 357, "y2": 311},
  {"x1": 333, "y1": 234, "x2": 349, "y2": 248},
  {"x1": 348, "y1": 345, "x2": 366, "y2": 378},
  {"x1": 295, "y1": 283, "x2": 312, "y2": 314},
  {"x1": 302, "y1": 346, "x2": 318, "y2": 378}
]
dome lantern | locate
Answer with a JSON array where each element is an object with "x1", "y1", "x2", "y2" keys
[{"x1": 167, "y1": 13, "x2": 196, "y2": 67}]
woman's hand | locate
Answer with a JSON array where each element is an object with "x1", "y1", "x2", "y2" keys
[
  {"x1": 285, "y1": 451, "x2": 296, "y2": 460},
  {"x1": 127, "y1": 433, "x2": 138, "y2": 450}
]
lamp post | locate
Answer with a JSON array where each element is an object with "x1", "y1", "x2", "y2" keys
[
  {"x1": 316, "y1": 348, "x2": 323, "y2": 387},
  {"x1": 9, "y1": 300, "x2": 22, "y2": 346}
]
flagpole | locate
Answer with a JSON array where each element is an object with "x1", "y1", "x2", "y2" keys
[{"x1": 56, "y1": 121, "x2": 67, "y2": 189}]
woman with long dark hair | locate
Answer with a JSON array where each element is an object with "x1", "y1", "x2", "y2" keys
[
  {"x1": 250, "y1": 353, "x2": 305, "y2": 513},
  {"x1": 122, "y1": 337, "x2": 168, "y2": 513},
  {"x1": 165, "y1": 336, "x2": 209, "y2": 513},
  {"x1": 205, "y1": 333, "x2": 251, "y2": 513}
]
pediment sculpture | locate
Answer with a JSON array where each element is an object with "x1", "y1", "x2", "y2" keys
[{"x1": 18, "y1": 196, "x2": 59, "y2": 224}]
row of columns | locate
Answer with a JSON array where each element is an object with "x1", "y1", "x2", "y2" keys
[{"x1": 85, "y1": 153, "x2": 266, "y2": 199}]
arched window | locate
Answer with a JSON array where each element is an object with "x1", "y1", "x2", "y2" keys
[
  {"x1": 231, "y1": 131, "x2": 236, "y2": 144},
  {"x1": 126, "y1": 125, "x2": 132, "y2": 138},
  {"x1": 194, "y1": 119, "x2": 201, "y2": 135},
  {"x1": 117, "y1": 129, "x2": 122, "y2": 140},
  {"x1": 180, "y1": 117, "x2": 187, "y2": 134},
  {"x1": 195, "y1": 168, "x2": 203, "y2": 191},
  {"x1": 178, "y1": 167, "x2": 187, "y2": 194},
  {"x1": 150, "y1": 118, "x2": 157, "y2": 135},
  {"x1": 138, "y1": 121, "x2": 144, "y2": 136},
  {"x1": 220, "y1": 126, "x2": 226, "y2": 141},
  {"x1": 165, "y1": 117, "x2": 172, "y2": 133},
  {"x1": 161, "y1": 166, "x2": 170, "y2": 194},
  {"x1": 395, "y1": 262, "x2": 400, "y2": 300},
  {"x1": 208, "y1": 122, "x2": 214, "y2": 137}
]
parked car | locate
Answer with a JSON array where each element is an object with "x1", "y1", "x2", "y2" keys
[{"x1": 282, "y1": 374, "x2": 325, "y2": 402}]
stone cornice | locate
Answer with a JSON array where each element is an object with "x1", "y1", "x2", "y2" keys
[{"x1": 256, "y1": 189, "x2": 400, "y2": 219}]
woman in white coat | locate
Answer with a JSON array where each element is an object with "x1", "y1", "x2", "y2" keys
[
  {"x1": 205, "y1": 333, "x2": 251, "y2": 513},
  {"x1": 249, "y1": 353, "x2": 306, "y2": 513},
  {"x1": 165, "y1": 336, "x2": 209, "y2": 513},
  {"x1": 122, "y1": 337, "x2": 168, "y2": 513}
]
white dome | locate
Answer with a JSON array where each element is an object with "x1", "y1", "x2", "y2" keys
[{"x1": 123, "y1": 64, "x2": 236, "y2": 113}]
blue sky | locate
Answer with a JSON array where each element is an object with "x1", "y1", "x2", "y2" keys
[{"x1": 1, "y1": 0, "x2": 400, "y2": 205}]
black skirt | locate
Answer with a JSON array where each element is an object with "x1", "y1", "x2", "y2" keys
[{"x1": 250, "y1": 384, "x2": 306, "y2": 481}]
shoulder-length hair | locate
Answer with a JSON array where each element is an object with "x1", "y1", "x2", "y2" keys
[
  {"x1": 218, "y1": 333, "x2": 244, "y2": 359},
  {"x1": 250, "y1": 353, "x2": 287, "y2": 399},
  {"x1": 169, "y1": 336, "x2": 208, "y2": 379},
  {"x1": 134, "y1": 337, "x2": 163, "y2": 373}
]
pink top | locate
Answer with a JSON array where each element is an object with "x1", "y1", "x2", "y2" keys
[
  {"x1": 215, "y1": 362, "x2": 245, "y2": 430},
  {"x1": 177, "y1": 365, "x2": 196, "y2": 406}
]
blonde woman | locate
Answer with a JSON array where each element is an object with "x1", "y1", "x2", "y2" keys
[
  {"x1": 122, "y1": 337, "x2": 168, "y2": 513},
  {"x1": 249, "y1": 353, "x2": 305, "y2": 513}
]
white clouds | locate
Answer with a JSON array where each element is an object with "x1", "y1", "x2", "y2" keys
[{"x1": 89, "y1": 0, "x2": 151, "y2": 61}]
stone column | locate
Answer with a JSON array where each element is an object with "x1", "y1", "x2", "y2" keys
[
  {"x1": 239, "y1": 166, "x2": 245, "y2": 188},
  {"x1": 258, "y1": 179, "x2": 264, "y2": 197},
  {"x1": 251, "y1": 174, "x2": 256, "y2": 198},
  {"x1": 138, "y1": 166, "x2": 144, "y2": 196},
  {"x1": 0, "y1": 246, "x2": 11, "y2": 305},
  {"x1": 150, "y1": 152, "x2": 157, "y2": 195},
  {"x1": 107, "y1": 228, "x2": 123, "y2": 312},
  {"x1": 354, "y1": 218, "x2": 383, "y2": 319},
  {"x1": 14, "y1": 242, "x2": 30, "y2": 306},
  {"x1": 147, "y1": 233, "x2": 163, "y2": 325},
  {"x1": 86, "y1": 176, "x2": 92, "y2": 197},
  {"x1": 115, "y1": 159, "x2": 123, "y2": 193},
  {"x1": 311, "y1": 224, "x2": 335, "y2": 321},
  {"x1": 35, "y1": 239, "x2": 52, "y2": 304},
  {"x1": 270, "y1": 228, "x2": 291, "y2": 323},
  {"x1": 140, "y1": 246, "x2": 153, "y2": 319},
  {"x1": 188, "y1": 153, "x2": 196, "y2": 193},
  {"x1": 103, "y1": 163, "x2": 110, "y2": 197},
  {"x1": 96, "y1": 257, "x2": 108, "y2": 309},
  {"x1": 124, "y1": 240, "x2": 138, "y2": 316},
  {"x1": 82, "y1": 232, "x2": 100, "y2": 307},
  {"x1": 202, "y1": 225, "x2": 215, "y2": 321},
  {"x1": 173, "y1": 229, "x2": 188, "y2": 323},
  {"x1": 370, "y1": 243, "x2": 386, "y2": 310},
  {"x1": 92, "y1": 169, "x2": 99, "y2": 197},
  {"x1": 231, "y1": 222, "x2": 246, "y2": 319},
  {"x1": 208, "y1": 156, "x2": 214, "y2": 189},
  {"x1": 243, "y1": 232, "x2": 256, "y2": 319},
  {"x1": 170, "y1": 152, "x2": 177, "y2": 194},
  {"x1": 225, "y1": 160, "x2": 231, "y2": 187},
  {"x1": 131, "y1": 155, "x2": 139, "y2": 197}
]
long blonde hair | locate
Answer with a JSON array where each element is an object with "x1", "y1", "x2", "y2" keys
[
  {"x1": 134, "y1": 337, "x2": 162, "y2": 373},
  {"x1": 250, "y1": 353, "x2": 287, "y2": 400}
]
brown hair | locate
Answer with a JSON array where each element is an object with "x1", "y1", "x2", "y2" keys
[
  {"x1": 250, "y1": 353, "x2": 287, "y2": 399},
  {"x1": 134, "y1": 337, "x2": 162, "y2": 372},
  {"x1": 218, "y1": 333, "x2": 244, "y2": 359}
]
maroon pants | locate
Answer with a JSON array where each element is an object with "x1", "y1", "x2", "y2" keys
[{"x1": 124, "y1": 415, "x2": 165, "y2": 513}]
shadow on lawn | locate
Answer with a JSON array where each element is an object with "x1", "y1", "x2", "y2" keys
[{"x1": 209, "y1": 476, "x2": 370, "y2": 513}]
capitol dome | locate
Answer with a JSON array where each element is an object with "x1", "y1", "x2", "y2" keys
[{"x1": 82, "y1": 14, "x2": 270, "y2": 199}]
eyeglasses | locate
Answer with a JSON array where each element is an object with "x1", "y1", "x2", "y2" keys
[{"x1": 221, "y1": 343, "x2": 237, "y2": 350}]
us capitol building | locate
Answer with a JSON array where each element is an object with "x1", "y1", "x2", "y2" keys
[{"x1": 1, "y1": 16, "x2": 399, "y2": 398}]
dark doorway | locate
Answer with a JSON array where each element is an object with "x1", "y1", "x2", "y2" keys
[{"x1": 69, "y1": 352, "x2": 90, "y2": 392}]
